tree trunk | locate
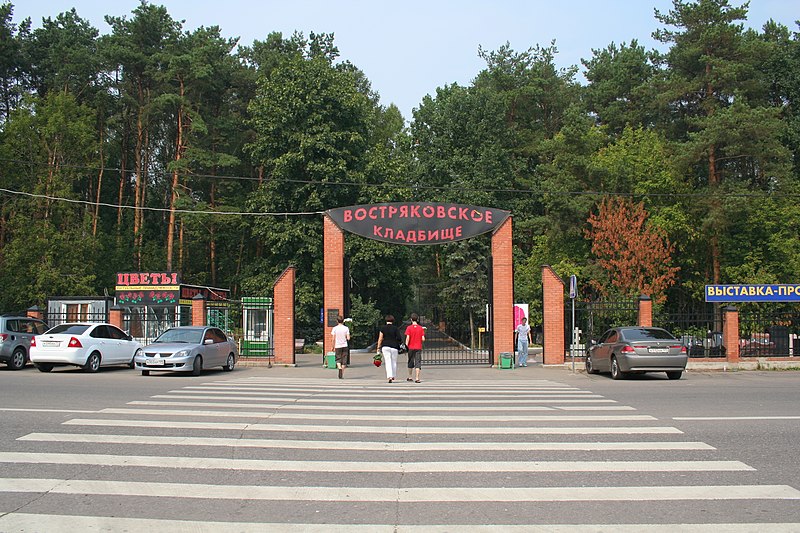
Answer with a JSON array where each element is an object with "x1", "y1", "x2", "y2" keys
[{"x1": 166, "y1": 80, "x2": 185, "y2": 272}]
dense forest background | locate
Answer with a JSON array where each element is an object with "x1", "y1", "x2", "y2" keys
[{"x1": 1, "y1": 0, "x2": 798, "y2": 341}]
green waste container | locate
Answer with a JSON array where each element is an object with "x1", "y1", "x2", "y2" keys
[
  {"x1": 325, "y1": 352, "x2": 337, "y2": 369},
  {"x1": 499, "y1": 352, "x2": 513, "y2": 369}
]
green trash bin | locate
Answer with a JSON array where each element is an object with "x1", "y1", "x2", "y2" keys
[
  {"x1": 325, "y1": 352, "x2": 337, "y2": 369},
  {"x1": 499, "y1": 352, "x2": 513, "y2": 369}
]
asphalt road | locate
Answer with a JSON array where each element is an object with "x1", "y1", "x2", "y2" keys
[{"x1": 1, "y1": 355, "x2": 799, "y2": 531}]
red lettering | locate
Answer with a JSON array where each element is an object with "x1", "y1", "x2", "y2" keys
[
  {"x1": 417, "y1": 230, "x2": 426, "y2": 242},
  {"x1": 384, "y1": 228, "x2": 394, "y2": 239},
  {"x1": 355, "y1": 208, "x2": 367, "y2": 221},
  {"x1": 117, "y1": 273, "x2": 127, "y2": 285},
  {"x1": 459, "y1": 207, "x2": 468, "y2": 220},
  {"x1": 373, "y1": 226, "x2": 384, "y2": 237},
  {"x1": 428, "y1": 230, "x2": 439, "y2": 241},
  {"x1": 437, "y1": 206, "x2": 446, "y2": 218},
  {"x1": 422, "y1": 205, "x2": 435, "y2": 218},
  {"x1": 131, "y1": 273, "x2": 140, "y2": 285},
  {"x1": 379, "y1": 206, "x2": 388, "y2": 218},
  {"x1": 388, "y1": 206, "x2": 398, "y2": 218},
  {"x1": 455, "y1": 226, "x2": 462, "y2": 237},
  {"x1": 395, "y1": 230, "x2": 405, "y2": 241},
  {"x1": 344, "y1": 209, "x2": 352, "y2": 223},
  {"x1": 400, "y1": 206, "x2": 409, "y2": 217},
  {"x1": 141, "y1": 273, "x2": 150, "y2": 284},
  {"x1": 470, "y1": 209, "x2": 482, "y2": 222},
  {"x1": 448, "y1": 207, "x2": 457, "y2": 220},
  {"x1": 485, "y1": 211, "x2": 492, "y2": 224},
  {"x1": 406, "y1": 231, "x2": 417, "y2": 243},
  {"x1": 368, "y1": 207, "x2": 378, "y2": 220},
  {"x1": 442, "y1": 228, "x2": 454, "y2": 240},
  {"x1": 410, "y1": 205, "x2": 421, "y2": 218}
]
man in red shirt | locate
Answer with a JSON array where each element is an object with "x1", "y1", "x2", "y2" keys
[{"x1": 404, "y1": 313, "x2": 425, "y2": 383}]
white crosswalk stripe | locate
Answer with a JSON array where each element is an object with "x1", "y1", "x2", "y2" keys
[{"x1": 2, "y1": 374, "x2": 799, "y2": 531}]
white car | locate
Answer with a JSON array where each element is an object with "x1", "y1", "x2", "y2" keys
[{"x1": 30, "y1": 323, "x2": 143, "y2": 373}]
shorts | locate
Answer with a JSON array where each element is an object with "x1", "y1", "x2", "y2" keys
[
  {"x1": 335, "y1": 347, "x2": 349, "y2": 365},
  {"x1": 407, "y1": 349, "x2": 422, "y2": 369}
]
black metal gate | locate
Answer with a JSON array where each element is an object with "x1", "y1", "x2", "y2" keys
[{"x1": 565, "y1": 299, "x2": 639, "y2": 358}]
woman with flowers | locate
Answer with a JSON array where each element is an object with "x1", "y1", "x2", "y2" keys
[{"x1": 376, "y1": 315, "x2": 402, "y2": 383}]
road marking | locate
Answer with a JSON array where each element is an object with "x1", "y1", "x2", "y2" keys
[
  {"x1": 0, "y1": 515, "x2": 798, "y2": 533},
  {"x1": 98, "y1": 407, "x2": 655, "y2": 422},
  {"x1": 2, "y1": 478, "x2": 798, "y2": 501},
  {"x1": 674, "y1": 416, "x2": 800, "y2": 421},
  {"x1": 165, "y1": 389, "x2": 605, "y2": 399},
  {"x1": 63, "y1": 419, "x2": 684, "y2": 434},
  {"x1": 19, "y1": 433, "x2": 716, "y2": 451},
  {"x1": 150, "y1": 394, "x2": 618, "y2": 404},
  {"x1": 0, "y1": 407, "x2": 97, "y2": 413},
  {"x1": 0, "y1": 453, "x2": 751, "y2": 472},
  {"x1": 128, "y1": 400, "x2": 635, "y2": 412}
]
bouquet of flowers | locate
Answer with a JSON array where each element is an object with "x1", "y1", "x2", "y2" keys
[{"x1": 373, "y1": 353, "x2": 382, "y2": 367}]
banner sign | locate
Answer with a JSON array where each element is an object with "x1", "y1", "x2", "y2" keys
[
  {"x1": 115, "y1": 272, "x2": 229, "y2": 306},
  {"x1": 705, "y1": 284, "x2": 800, "y2": 302},
  {"x1": 326, "y1": 202, "x2": 511, "y2": 245}
]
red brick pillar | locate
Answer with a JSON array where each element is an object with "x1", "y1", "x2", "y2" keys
[
  {"x1": 491, "y1": 218, "x2": 514, "y2": 365},
  {"x1": 723, "y1": 306, "x2": 739, "y2": 363},
  {"x1": 109, "y1": 306, "x2": 123, "y2": 330},
  {"x1": 191, "y1": 294, "x2": 207, "y2": 326},
  {"x1": 638, "y1": 295, "x2": 653, "y2": 327},
  {"x1": 323, "y1": 214, "x2": 345, "y2": 356},
  {"x1": 542, "y1": 266, "x2": 565, "y2": 365},
  {"x1": 273, "y1": 266, "x2": 297, "y2": 365},
  {"x1": 26, "y1": 306, "x2": 44, "y2": 321}
]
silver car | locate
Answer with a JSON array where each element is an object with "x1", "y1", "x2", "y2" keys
[
  {"x1": 586, "y1": 326, "x2": 688, "y2": 380},
  {"x1": 0, "y1": 316, "x2": 48, "y2": 370},
  {"x1": 135, "y1": 326, "x2": 238, "y2": 376}
]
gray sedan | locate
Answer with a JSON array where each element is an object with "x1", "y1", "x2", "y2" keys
[
  {"x1": 586, "y1": 326, "x2": 688, "y2": 380},
  {"x1": 134, "y1": 326, "x2": 238, "y2": 376}
]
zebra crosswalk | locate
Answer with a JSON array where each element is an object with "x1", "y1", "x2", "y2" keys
[{"x1": 2, "y1": 375, "x2": 799, "y2": 531}]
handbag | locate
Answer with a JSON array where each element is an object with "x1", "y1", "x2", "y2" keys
[{"x1": 398, "y1": 343, "x2": 407, "y2": 354}]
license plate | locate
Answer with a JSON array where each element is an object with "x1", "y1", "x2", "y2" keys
[
  {"x1": 42, "y1": 341, "x2": 60, "y2": 347},
  {"x1": 649, "y1": 348, "x2": 669, "y2": 353},
  {"x1": 146, "y1": 359, "x2": 165, "y2": 366}
]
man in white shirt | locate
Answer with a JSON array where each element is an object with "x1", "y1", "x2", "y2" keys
[
  {"x1": 515, "y1": 317, "x2": 532, "y2": 367},
  {"x1": 331, "y1": 315, "x2": 351, "y2": 379}
]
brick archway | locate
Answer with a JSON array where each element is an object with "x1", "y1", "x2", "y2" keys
[{"x1": 323, "y1": 212, "x2": 514, "y2": 364}]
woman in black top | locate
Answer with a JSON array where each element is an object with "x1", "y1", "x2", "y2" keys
[{"x1": 376, "y1": 315, "x2": 401, "y2": 383}]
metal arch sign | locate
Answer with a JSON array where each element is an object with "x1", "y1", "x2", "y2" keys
[{"x1": 326, "y1": 202, "x2": 511, "y2": 245}]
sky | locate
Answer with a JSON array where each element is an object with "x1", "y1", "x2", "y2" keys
[{"x1": 11, "y1": 1, "x2": 800, "y2": 119}]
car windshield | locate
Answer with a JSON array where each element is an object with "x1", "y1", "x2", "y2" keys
[
  {"x1": 46, "y1": 324, "x2": 90, "y2": 335},
  {"x1": 154, "y1": 328, "x2": 203, "y2": 344},
  {"x1": 622, "y1": 328, "x2": 675, "y2": 341}
]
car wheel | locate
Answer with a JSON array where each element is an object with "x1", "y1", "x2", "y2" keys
[
  {"x1": 610, "y1": 356, "x2": 625, "y2": 380},
  {"x1": 222, "y1": 353, "x2": 235, "y2": 372},
  {"x1": 35, "y1": 363, "x2": 53, "y2": 373},
  {"x1": 9, "y1": 347, "x2": 26, "y2": 370},
  {"x1": 83, "y1": 352, "x2": 101, "y2": 373},
  {"x1": 191, "y1": 355, "x2": 203, "y2": 376},
  {"x1": 141, "y1": 370, "x2": 150, "y2": 376},
  {"x1": 585, "y1": 355, "x2": 597, "y2": 374},
  {"x1": 666, "y1": 370, "x2": 683, "y2": 380}
]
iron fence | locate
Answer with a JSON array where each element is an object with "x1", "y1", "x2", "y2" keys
[
  {"x1": 566, "y1": 299, "x2": 639, "y2": 358},
  {"x1": 738, "y1": 310, "x2": 800, "y2": 358},
  {"x1": 45, "y1": 311, "x2": 109, "y2": 327},
  {"x1": 654, "y1": 307, "x2": 725, "y2": 358}
]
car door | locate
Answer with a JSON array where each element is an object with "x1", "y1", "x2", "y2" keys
[
  {"x1": 204, "y1": 328, "x2": 228, "y2": 367},
  {"x1": 106, "y1": 325, "x2": 135, "y2": 363},
  {"x1": 88, "y1": 325, "x2": 114, "y2": 364},
  {"x1": 592, "y1": 329, "x2": 615, "y2": 372}
]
